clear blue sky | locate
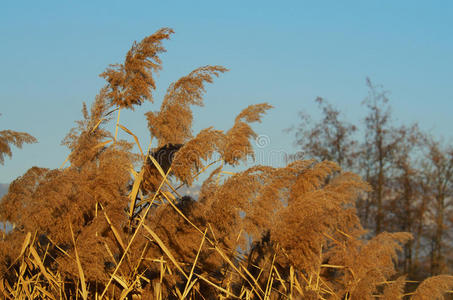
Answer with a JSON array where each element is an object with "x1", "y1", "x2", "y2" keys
[{"x1": 1, "y1": 1, "x2": 452, "y2": 183}]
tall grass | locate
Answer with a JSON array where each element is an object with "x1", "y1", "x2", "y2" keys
[{"x1": 1, "y1": 28, "x2": 453, "y2": 299}]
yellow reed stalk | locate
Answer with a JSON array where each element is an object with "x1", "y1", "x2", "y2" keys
[
  {"x1": 148, "y1": 154, "x2": 166, "y2": 178},
  {"x1": 182, "y1": 229, "x2": 207, "y2": 298},
  {"x1": 318, "y1": 276, "x2": 337, "y2": 298},
  {"x1": 0, "y1": 278, "x2": 14, "y2": 299},
  {"x1": 46, "y1": 236, "x2": 71, "y2": 258},
  {"x1": 159, "y1": 192, "x2": 207, "y2": 239},
  {"x1": 13, "y1": 259, "x2": 26, "y2": 298},
  {"x1": 174, "y1": 159, "x2": 221, "y2": 191},
  {"x1": 114, "y1": 107, "x2": 121, "y2": 141},
  {"x1": 93, "y1": 139, "x2": 113, "y2": 150},
  {"x1": 132, "y1": 241, "x2": 150, "y2": 277},
  {"x1": 272, "y1": 266, "x2": 287, "y2": 293},
  {"x1": 119, "y1": 272, "x2": 144, "y2": 300},
  {"x1": 142, "y1": 224, "x2": 188, "y2": 280},
  {"x1": 315, "y1": 248, "x2": 322, "y2": 291},
  {"x1": 112, "y1": 274, "x2": 128, "y2": 289},
  {"x1": 128, "y1": 168, "x2": 144, "y2": 219},
  {"x1": 90, "y1": 117, "x2": 105, "y2": 133},
  {"x1": 196, "y1": 274, "x2": 239, "y2": 299},
  {"x1": 264, "y1": 276, "x2": 274, "y2": 300},
  {"x1": 264, "y1": 253, "x2": 276, "y2": 298},
  {"x1": 216, "y1": 162, "x2": 224, "y2": 185},
  {"x1": 70, "y1": 224, "x2": 88, "y2": 300},
  {"x1": 321, "y1": 264, "x2": 345, "y2": 269},
  {"x1": 174, "y1": 286, "x2": 183, "y2": 299},
  {"x1": 103, "y1": 242, "x2": 117, "y2": 266},
  {"x1": 238, "y1": 264, "x2": 265, "y2": 298},
  {"x1": 102, "y1": 209, "x2": 126, "y2": 252},
  {"x1": 155, "y1": 281, "x2": 161, "y2": 300},
  {"x1": 35, "y1": 285, "x2": 56, "y2": 300},
  {"x1": 293, "y1": 273, "x2": 304, "y2": 297},
  {"x1": 207, "y1": 223, "x2": 218, "y2": 244},
  {"x1": 118, "y1": 124, "x2": 144, "y2": 159},
  {"x1": 59, "y1": 155, "x2": 70, "y2": 169}
]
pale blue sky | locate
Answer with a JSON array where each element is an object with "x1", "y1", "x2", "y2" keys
[{"x1": 1, "y1": 1, "x2": 452, "y2": 183}]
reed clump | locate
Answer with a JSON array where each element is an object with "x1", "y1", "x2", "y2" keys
[{"x1": 1, "y1": 28, "x2": 453, "y2": 299}]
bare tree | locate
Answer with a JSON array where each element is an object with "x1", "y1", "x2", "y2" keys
[
  {"x1": 288, "y1": 97, "x2": 358, "y2": 170},
  {"x1": 386, "y1": 124, "x2": 424, "y2": 276},
  {"x1": 421, "y1": 138, "x2": 453, "y2": 275},
  {"x1": 359, "y1": 78, "x2": 405, "y2": 233}
]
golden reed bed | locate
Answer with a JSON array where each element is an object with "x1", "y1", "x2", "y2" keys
[{"x1": 1, "y1": 28, "x2": 452, "y2": 299}]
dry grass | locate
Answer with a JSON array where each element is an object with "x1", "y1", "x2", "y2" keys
[{"x1": 1, "y1": 28, "x2": 453, "y2": 299}]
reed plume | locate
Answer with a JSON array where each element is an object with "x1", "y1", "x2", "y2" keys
[
  {"x1": 0, "y1": 126, "x2": 37, "y2": 165},
  {"x1": 146, "y1": 65, "x2": 227, "y2": 146},
  {"x1": 101, "y1": 28, "x2": 174, "y2": 109}
]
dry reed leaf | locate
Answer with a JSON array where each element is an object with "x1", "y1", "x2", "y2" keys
[
  {"x1": 118, "y1": 124, "x2": 144, "y2": 158},
  {"x1": 9, "y1": 232, "x2": 32, "y2": 268},
  {"x1": 128, "y1": 168, "x2": 144, "y2": 218},
  {"x1": 29, "y1": 245, "x2": 57, "y2": 287}
]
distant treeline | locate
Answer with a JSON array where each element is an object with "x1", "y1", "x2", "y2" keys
[{"x1": 289, "y1": 80, "x2": 453, "y2": 281}]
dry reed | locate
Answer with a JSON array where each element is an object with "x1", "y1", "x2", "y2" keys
[{"x1": 1, "y1": 28, "x2": 452, "y2": 300}]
